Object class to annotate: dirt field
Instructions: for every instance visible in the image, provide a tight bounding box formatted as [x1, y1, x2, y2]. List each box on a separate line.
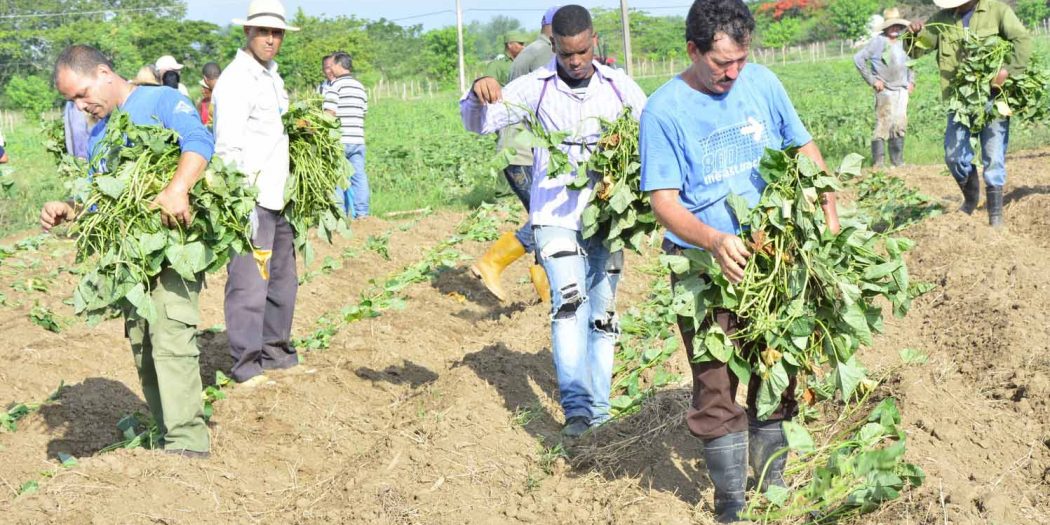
[0, 151, 1047, 524]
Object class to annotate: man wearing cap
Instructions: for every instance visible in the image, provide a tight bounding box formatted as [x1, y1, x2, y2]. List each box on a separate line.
[510, 6, 560, 80]
[41, 44, 215, 458]
[155, 55, 190, 97]
[483, 32, 528, 85]
[906, 0, 1031, 227]
[212, 0, 301, 386]
[469, 11, 557, 304]
[462, 5, 647, 437]
[854, 7, 915, 168]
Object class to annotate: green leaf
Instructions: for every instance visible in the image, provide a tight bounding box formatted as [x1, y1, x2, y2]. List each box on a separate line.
[165, 242, 206, 281]
[702, 327, 734, 363]
[898, 348, 928, 364]
[782, 420, 815, 453]
[94, 176, 126, 198]
[726, 193, 752, 226]
[765, 484, 790, 507]
[834, 355, 867, 400]
[838, 153, 864, 177]
[124, 283, 157, 324]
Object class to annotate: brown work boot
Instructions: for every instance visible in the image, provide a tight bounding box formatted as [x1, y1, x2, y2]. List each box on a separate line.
[470, 232, 525, 301]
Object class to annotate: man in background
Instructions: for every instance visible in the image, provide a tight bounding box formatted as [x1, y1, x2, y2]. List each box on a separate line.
[318, 54, 335, 94]
[853, 7, 915, 168]
[155, 55, 190, 97]
[323, 51, 370, 218]
[469, 7, 558, 303]
[199, 62, 222, 127]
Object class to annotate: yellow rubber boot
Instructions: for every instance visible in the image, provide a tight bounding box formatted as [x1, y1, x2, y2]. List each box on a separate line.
[529, 264, 551, 303]
[470, 231, 525, 301]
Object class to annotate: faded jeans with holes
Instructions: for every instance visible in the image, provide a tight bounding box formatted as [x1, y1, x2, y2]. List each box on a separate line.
[534, 225, 622, 425]
[945, 112, 1010, 187]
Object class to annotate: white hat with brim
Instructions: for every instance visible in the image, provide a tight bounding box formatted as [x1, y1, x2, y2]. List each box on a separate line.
[155, 55, 183, 72]
[232, 0, 300, 31]
[933, 0, 971, 9]
[880, 17, 910, 31]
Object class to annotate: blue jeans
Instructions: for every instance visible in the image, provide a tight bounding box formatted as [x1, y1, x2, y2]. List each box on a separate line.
[504, 165, 535, 253]
[534, 225, 622, 425]
[339, 143, 370, 217]
[944, 112, 1010, 187]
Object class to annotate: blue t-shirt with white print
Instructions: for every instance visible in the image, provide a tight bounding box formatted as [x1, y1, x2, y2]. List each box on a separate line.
[87, 85, 214, 167]
[639, 63, 811, 249]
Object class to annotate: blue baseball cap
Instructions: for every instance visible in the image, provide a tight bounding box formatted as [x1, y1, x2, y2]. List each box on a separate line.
[542, 6, 561, 26]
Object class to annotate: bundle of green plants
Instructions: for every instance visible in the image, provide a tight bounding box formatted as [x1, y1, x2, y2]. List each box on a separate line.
[41, 117, 87, 180]
[743, 397, 925, 522]
[517, 108, 656, 254]
[921, 28, 1050, 133]
[663, 148, 931, 419]
[283, 99, 351, 265]
[70, 111, 257, 323]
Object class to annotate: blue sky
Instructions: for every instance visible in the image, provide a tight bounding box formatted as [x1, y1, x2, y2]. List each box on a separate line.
[185, 1, 694, 30]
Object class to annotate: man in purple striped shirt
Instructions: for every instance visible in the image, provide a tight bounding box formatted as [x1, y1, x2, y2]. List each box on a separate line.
[461, 4, 647, 437]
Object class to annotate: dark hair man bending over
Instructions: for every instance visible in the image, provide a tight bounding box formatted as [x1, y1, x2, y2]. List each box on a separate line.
[640, 0, 839, 521]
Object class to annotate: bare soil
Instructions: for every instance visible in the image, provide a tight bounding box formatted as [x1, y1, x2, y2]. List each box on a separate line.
[0, 152, 1047, 524]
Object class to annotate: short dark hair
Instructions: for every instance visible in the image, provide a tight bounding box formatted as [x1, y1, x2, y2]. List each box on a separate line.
[202, 62, 221, 80]
[53, 44, 114, 83]
[161, 70, 180, 89]
[332, 51, 352, 72]
[686, 0, 755, 53]
[551, 5, 592, 38]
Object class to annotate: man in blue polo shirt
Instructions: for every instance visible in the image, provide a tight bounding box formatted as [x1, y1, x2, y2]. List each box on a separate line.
[40, 44, 214, 459]
[640, 0, 839, 521]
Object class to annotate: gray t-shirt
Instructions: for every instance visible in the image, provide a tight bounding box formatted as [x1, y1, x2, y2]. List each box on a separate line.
[500, 34, 556, 167]
[853, 35, 916, 91]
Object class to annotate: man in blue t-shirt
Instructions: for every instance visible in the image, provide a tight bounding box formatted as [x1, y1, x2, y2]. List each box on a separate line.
[40, 45, 214, 459]
[639, 0, 839, 521]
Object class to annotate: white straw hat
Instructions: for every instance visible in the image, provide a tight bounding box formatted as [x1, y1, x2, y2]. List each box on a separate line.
[933, 0, 971, 9]
[155, 55, 184, 72]
[232, 0, 300, 32]
[879, 7, 910, 31]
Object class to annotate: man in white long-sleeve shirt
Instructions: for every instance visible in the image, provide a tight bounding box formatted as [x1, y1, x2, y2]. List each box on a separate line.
[212, 0, 300, 385]
[461, 4, 647, 437]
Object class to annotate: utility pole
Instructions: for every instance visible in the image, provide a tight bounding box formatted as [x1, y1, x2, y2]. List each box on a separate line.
[455, 0, 466, 93]
[620, 0, 633, 76]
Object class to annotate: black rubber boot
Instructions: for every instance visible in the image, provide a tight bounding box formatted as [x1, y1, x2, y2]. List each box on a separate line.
[749, 419, 788, 491]
[703, 432, 748, 523]
[889, 137, 905, 167]
[958, 168, 981, 215]
[871, 139, 886, 168]
[987, 185, 1004, 228]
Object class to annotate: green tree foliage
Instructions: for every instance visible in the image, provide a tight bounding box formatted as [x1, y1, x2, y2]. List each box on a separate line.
[1016, 0, 1050, 28]
[424, 27, 476, 86]
[763, 17, 806, 47]
[827, 0, 880, 41]
[4, 76, 55, 115]
[364, 20, 428, 84]
[591, 8, 687, 62]
[276, 8, 371, 92]
[468, 15, 524, 60]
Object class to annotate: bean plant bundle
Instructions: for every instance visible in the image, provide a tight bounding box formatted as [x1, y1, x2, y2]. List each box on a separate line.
[663, 148, 930, 419]
[42, 117, 86, 180]
[931, 29, 1050, 133]
[516, 107, 657, 253]
[283, 98, 351, 265]
[70, 111, 257, 323]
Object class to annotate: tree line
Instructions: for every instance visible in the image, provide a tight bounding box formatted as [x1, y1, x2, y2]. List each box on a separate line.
[2, 0, 1047, 114]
